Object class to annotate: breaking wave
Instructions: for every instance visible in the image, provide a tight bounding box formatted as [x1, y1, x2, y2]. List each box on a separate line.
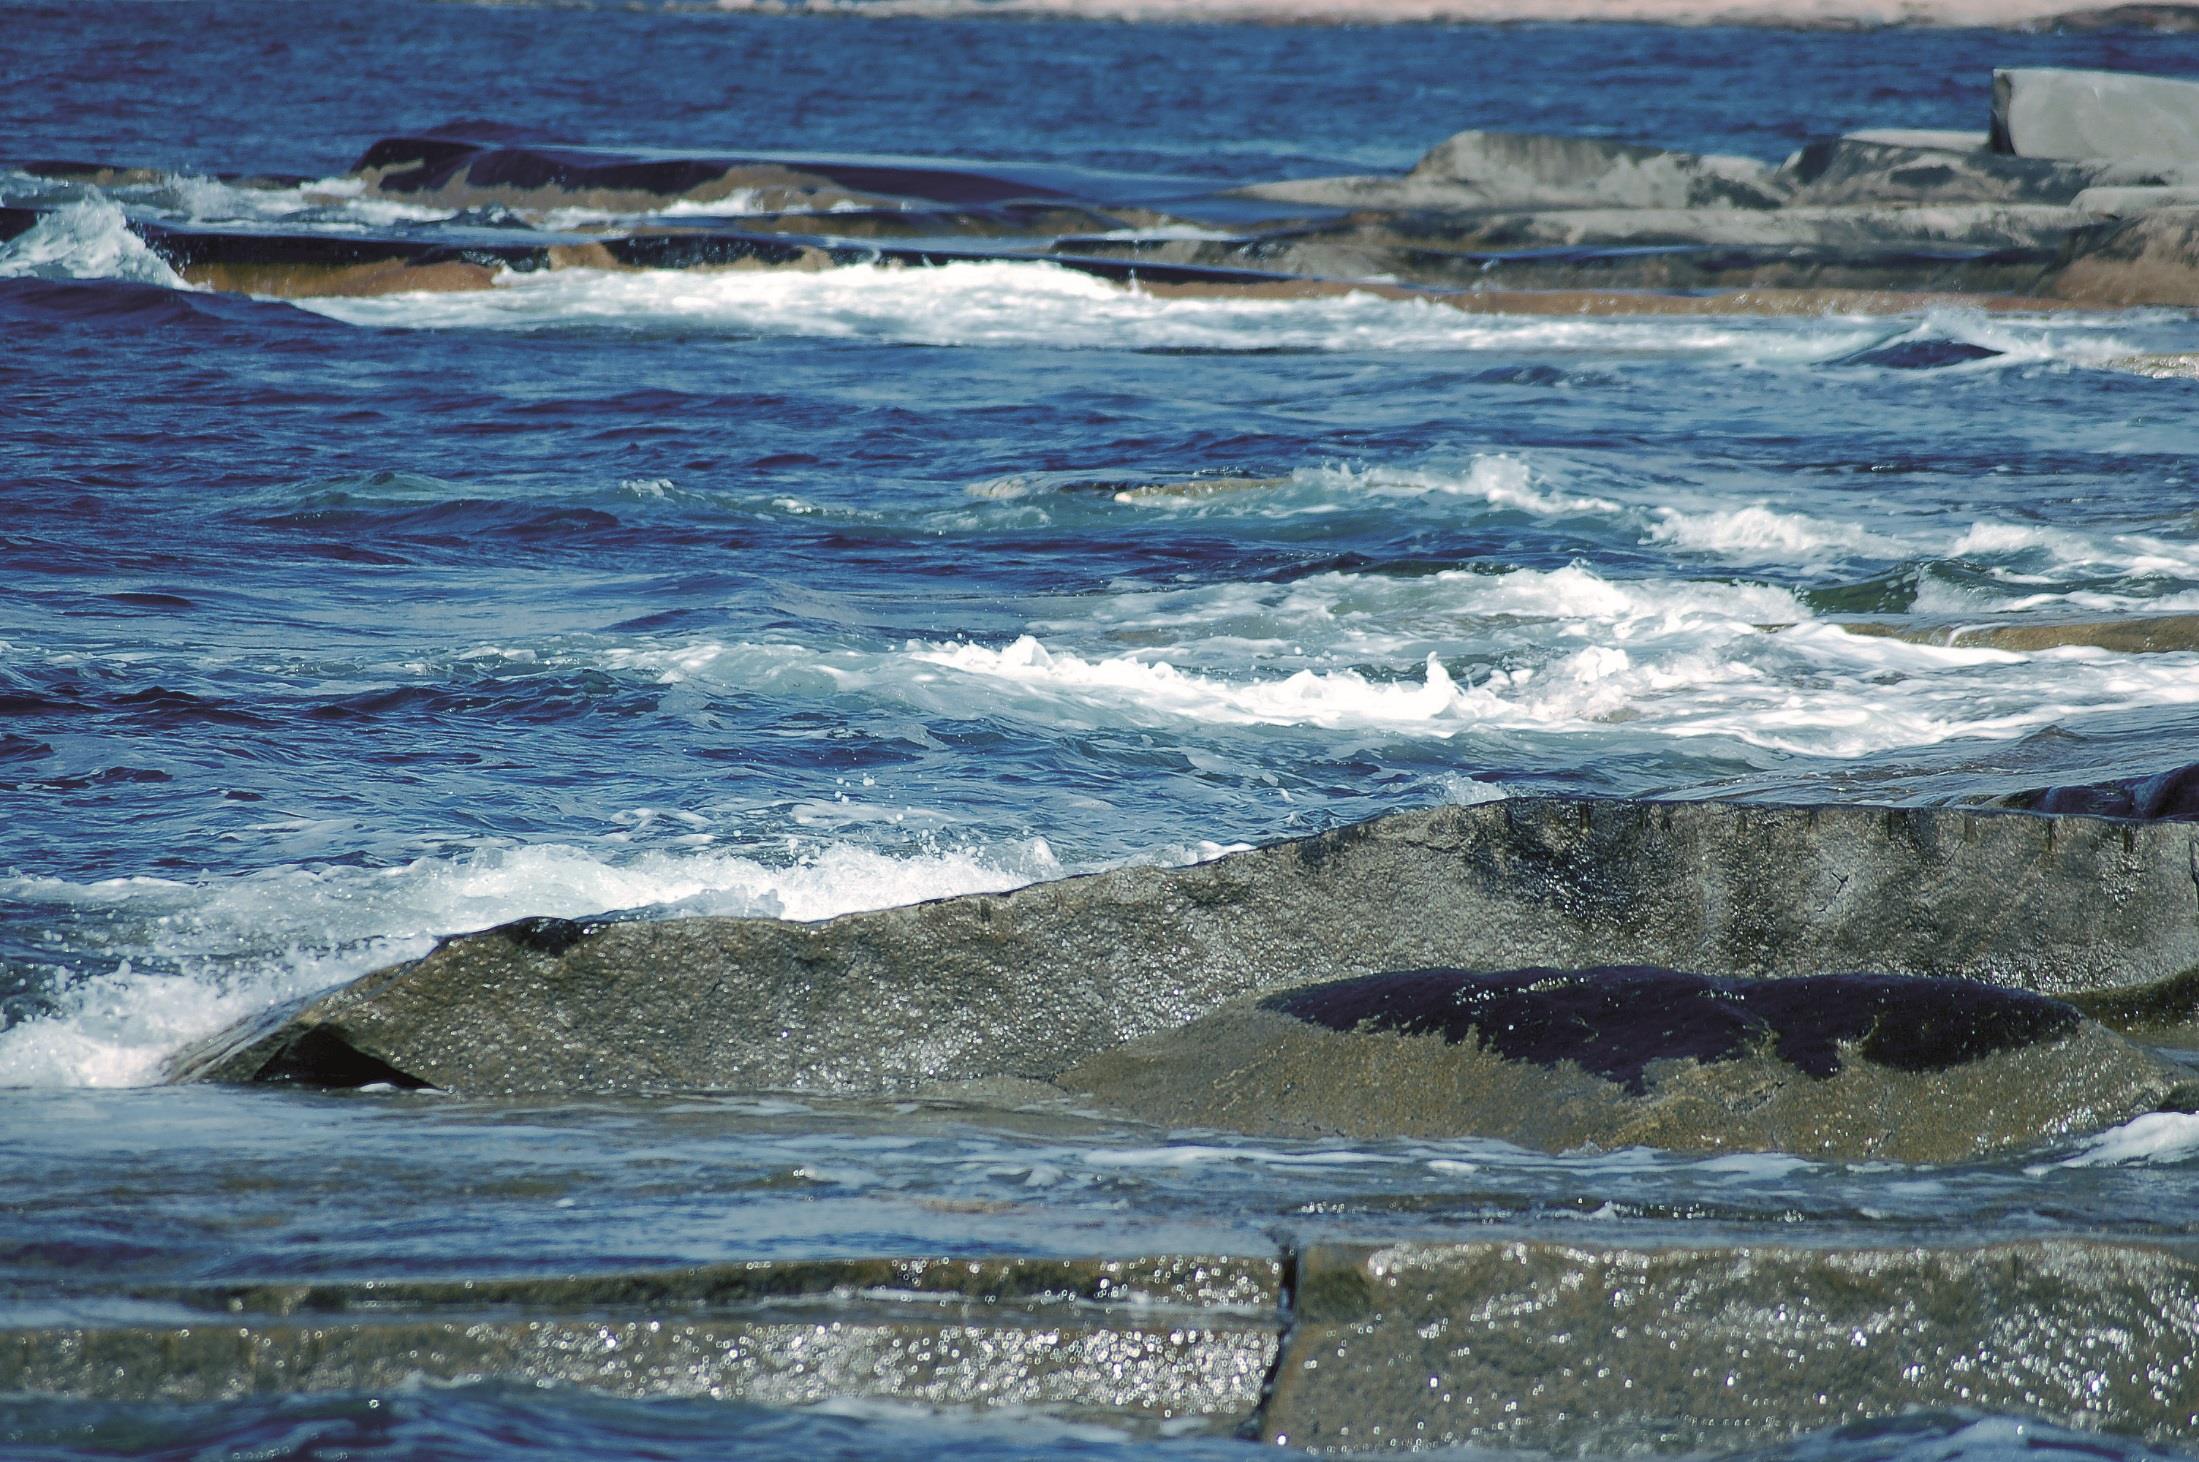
[0, 839, 1059, 1089]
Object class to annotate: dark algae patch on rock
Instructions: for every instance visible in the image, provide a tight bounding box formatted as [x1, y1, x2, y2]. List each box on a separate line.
[1259, 967, 2084, 1090]
[1064, 963, 2182, 1161]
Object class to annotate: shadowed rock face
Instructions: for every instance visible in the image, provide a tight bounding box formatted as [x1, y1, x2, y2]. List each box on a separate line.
[1062, 968, 2176, 1160]
[164, 799, 2199, 1116]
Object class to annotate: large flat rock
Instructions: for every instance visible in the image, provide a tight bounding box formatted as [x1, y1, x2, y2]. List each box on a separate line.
[165, 798, 2199, 1098]
[1992, 67, 2199, 162]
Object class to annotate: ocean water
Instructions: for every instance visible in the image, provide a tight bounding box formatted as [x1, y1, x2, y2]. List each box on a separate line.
[6, 3, 2199, 1456]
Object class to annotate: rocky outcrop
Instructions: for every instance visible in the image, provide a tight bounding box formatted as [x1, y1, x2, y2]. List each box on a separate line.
[1060, 968, 2183, 1161]
[1992, 67, 2199, 162]
[25, 65, 2199, 310]
[1407, 130, 1788, 210]
[165, 798, 2199, 1101]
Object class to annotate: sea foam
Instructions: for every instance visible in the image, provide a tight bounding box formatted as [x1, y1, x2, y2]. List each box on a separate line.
[0, 198, 186, 287]
[0, 839, 1055, 1089]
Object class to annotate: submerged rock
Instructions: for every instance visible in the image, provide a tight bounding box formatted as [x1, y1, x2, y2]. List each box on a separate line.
[2000, 762, 2199, 822]
[1266, 1238, 2199, 1453]
[1060, 967, 2180, 1161]
[165, 798, 2199, 1103]
[1992, 67, 2199, 161]
[1833, 612, 2199, 654]
[18, 1235, 2199, 1452]
[0, 1254, 1280, 1423]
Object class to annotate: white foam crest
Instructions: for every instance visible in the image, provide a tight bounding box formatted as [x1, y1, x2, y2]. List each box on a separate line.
[1910, 571, 2199, 617]
[1647, 502, 1903, 564]
[2028, 1111, 2199, 1172]
[912, 635, 1491, 730]
[0, 945, 409, 1090]
[1039, 562, 1807, 663]
[1949, 521, 2199, 580]
[930, 621, 2199, 754]
[166, 174, 458, 228]
[0, 198, 185, 286]
[0, 838, 1053, 1089]
[531, 191, 774, 231]
[288, 259, 1883, 354]
[1905, 307, 2148, 370]
[1305, 455, 1624, 517]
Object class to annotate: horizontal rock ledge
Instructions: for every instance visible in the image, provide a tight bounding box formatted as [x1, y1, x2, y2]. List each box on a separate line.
[164, 797, 2199, 1099]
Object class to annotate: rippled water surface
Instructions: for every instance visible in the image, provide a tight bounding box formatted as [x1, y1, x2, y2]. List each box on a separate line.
[5, 3, 2199, 1456]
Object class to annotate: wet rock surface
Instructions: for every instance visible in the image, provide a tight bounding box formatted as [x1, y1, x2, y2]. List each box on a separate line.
[167, 797, 2199, 1107]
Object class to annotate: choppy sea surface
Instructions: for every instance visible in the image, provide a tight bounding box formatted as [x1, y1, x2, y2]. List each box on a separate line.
[5, 4, 2199, 1457]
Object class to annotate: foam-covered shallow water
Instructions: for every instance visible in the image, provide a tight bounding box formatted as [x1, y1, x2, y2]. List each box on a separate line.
[8, 2, 2199, 1454]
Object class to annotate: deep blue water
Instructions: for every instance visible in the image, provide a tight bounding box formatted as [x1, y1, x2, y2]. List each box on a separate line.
[5, 3, 2199, 1456]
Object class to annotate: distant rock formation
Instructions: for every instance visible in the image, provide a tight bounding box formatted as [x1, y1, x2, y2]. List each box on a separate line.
[16, 65, 2199, 310]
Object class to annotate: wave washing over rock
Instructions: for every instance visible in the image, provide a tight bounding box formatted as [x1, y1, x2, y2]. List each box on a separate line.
[11, 7, 2199, 1461]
